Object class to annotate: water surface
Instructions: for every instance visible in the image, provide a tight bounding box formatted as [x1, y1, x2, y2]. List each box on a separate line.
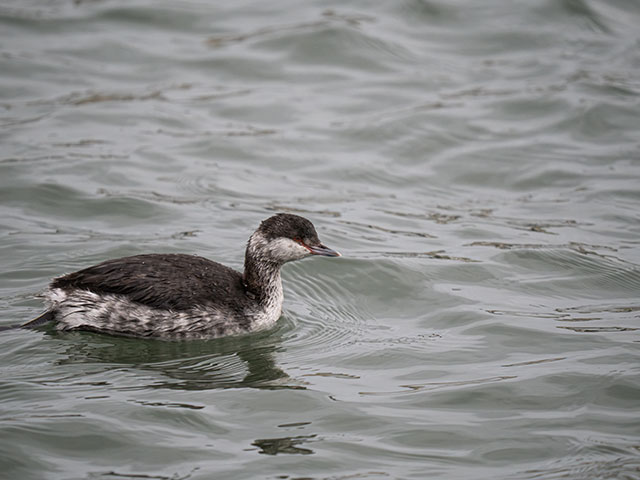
[1, 1, 639, 479]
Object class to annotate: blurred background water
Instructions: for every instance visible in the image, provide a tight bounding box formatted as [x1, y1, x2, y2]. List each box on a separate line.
[1, 0, 640, 479]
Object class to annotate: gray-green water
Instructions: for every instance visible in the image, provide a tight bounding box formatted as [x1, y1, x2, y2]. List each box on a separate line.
[1, 1, 640, 479]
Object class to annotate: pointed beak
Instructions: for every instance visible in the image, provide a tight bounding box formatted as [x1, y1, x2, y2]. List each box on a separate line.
[308, 243, 341, 257]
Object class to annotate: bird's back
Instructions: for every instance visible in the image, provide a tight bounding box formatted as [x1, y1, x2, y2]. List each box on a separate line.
[51, 253, 248, 311]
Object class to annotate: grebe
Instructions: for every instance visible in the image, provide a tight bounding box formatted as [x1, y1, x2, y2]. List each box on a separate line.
[23, 213, 340, 340]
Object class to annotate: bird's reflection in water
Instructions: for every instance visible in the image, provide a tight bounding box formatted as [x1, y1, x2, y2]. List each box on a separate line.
[47, 320, 299, 391]
[252, 434, 317, 455]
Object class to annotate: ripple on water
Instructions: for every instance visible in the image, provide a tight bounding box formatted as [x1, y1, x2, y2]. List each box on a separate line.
[283, 267, 369, 362]
[501, 247, 640, 296]
[1, 0, 640, 479]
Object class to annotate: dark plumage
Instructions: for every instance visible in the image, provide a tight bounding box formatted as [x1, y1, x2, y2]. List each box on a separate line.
[257, 214, 319, 242]
[51, 254, 247, 312]
[20, 213, 340, 340]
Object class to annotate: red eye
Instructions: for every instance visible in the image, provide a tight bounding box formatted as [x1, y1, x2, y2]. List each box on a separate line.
[293, 237, 313, 252]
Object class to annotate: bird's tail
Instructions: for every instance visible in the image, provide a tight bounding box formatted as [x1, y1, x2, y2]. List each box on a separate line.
[0, 310, 55, 332]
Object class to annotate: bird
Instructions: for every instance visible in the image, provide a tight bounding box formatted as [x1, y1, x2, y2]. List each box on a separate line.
[18, 213, 340, 340]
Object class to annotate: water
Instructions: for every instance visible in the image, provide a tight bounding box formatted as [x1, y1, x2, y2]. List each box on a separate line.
[1, 0, 640, 479]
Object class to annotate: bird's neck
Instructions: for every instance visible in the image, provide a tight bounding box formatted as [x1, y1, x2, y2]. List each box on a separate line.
[243, 234, 284, 309]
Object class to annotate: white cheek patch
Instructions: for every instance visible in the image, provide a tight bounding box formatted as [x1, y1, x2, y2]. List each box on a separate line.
[266, 237, 310, 262]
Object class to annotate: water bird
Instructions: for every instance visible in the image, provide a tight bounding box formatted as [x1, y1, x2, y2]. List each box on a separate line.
[16, 213, 340, 340]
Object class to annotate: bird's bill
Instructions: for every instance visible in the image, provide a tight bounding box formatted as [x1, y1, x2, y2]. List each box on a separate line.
[308, 243, 341, 257]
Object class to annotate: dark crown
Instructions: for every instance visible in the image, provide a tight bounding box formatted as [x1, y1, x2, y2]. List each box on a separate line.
[258, 213, 320, 244]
